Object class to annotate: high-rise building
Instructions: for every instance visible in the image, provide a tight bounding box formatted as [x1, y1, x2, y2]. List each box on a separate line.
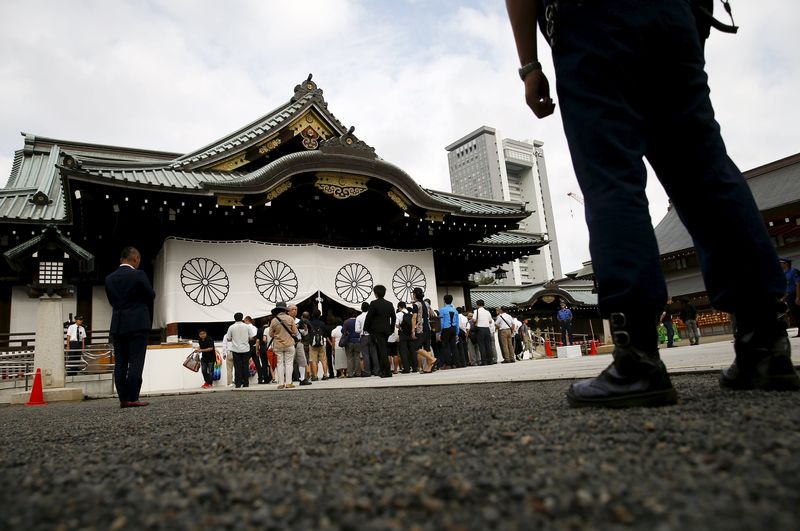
[446, 126, 562, 285]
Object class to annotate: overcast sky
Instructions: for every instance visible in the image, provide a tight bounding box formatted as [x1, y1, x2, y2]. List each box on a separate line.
[1, 1, 798, 275]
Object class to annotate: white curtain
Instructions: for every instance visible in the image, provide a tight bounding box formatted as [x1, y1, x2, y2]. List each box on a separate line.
[152, 237, 437, 326]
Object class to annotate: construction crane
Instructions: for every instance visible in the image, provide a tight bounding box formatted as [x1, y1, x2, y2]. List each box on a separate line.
[567, 192, 584, 218]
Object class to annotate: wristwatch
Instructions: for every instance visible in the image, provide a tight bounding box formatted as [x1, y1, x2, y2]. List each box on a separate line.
[518, 61, 542, 81]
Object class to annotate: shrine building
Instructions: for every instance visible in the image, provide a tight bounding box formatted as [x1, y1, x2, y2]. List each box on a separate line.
[0, 75, 548, 343]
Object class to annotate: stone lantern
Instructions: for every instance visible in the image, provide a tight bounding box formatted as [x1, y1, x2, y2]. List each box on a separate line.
[3, 225, 93, 403]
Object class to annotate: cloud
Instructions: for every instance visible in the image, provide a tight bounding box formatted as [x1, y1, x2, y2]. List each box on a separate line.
[1, 0, 797, 278]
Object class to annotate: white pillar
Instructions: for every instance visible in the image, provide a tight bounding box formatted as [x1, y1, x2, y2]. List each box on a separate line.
[10, 293, 83, 403]
[34, 294, 66, 388]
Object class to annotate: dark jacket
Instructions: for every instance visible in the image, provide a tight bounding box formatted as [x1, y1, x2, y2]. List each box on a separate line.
[105, 265, 155, 335]
[364, 298, 396, 337]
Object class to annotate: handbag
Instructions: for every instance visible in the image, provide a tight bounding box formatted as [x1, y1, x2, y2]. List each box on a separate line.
[339, 328, 350, 348]
[183, 352, 201, 372]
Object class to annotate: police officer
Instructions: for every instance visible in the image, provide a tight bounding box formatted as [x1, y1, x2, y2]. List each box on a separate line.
[505, 0, 799, 407]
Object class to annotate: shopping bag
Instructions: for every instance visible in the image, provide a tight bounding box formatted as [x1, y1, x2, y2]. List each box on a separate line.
[183, 353, 201, 372]
[213, 350, 222, 381]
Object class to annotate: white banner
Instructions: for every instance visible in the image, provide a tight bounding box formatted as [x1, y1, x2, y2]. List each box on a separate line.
[152, 237, 437, 326]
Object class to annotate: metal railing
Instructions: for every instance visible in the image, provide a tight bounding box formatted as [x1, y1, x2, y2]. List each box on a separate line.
[65, 344, 115, 375]
[0, 350, 35, 390]
[1, 344, 115, 391]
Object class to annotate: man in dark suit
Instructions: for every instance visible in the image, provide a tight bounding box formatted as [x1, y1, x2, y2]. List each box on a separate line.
[364, 284, 396, 378]
[105, 247, 156, 408]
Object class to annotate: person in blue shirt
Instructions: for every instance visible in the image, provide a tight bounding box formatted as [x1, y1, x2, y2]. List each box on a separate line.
[557, 302, 573, 346]
[780, 258, 800, 337]
[439, 294, 460, 369]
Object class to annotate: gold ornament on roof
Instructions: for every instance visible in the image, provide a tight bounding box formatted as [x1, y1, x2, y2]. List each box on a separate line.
[258, 138, 281, 155]
[387, 188, 409, 211]
[266, 181, 292, 201]
[315, 173, 369, 200]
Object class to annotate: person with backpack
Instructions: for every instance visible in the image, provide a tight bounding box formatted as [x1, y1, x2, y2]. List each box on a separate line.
[307, 309, 329, 381]
[411, 287, 438, 373]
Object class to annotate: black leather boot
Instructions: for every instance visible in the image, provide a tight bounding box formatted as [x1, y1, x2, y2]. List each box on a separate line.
[720, 303, 800, 391]
[567, 313, 678, 408]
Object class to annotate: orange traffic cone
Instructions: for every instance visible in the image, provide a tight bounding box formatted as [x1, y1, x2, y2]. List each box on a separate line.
[545, 339, 553, 358]
[590, 340, 598, 355]
[26, 368, 47, 406]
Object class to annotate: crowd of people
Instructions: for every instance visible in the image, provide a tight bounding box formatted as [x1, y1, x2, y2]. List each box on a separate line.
[195, 289, 544, 390]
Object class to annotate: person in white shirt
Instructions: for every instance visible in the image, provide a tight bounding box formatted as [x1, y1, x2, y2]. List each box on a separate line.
[225, 312, 255, 388]
[222, 335, 234, 387]
[495, 307, 516, 363]
[392, 302, 407, 373]
[65, 315, 86, 375]
[471, 300, 495, 365]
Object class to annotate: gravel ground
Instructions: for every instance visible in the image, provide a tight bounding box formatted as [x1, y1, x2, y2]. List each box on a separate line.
[1, 374, 799, 531]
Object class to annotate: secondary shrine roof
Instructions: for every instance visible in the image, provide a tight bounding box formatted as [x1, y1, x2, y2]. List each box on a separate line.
[654, 152, 800, 257]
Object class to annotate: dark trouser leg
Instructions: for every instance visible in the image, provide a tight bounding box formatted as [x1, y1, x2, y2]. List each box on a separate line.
[201, 361, 214, 385]
[457, 332, 467, 367]
[124, 332, 147, 402]
[371, 335, 391, 376]
[359, 336, 372, 375]
[440, 328, 457, 367]
[346, 344, 359, 375]
[250, 348, 265, 383]
[476, 327, 492, 364]
[112, 335, 131, 403]
[233, 352, 249, 387]
[664, 321, 674, 347]
[258, 351, 270, 382]
[68, 340, 83, 376]
[398, 338, 412, 371]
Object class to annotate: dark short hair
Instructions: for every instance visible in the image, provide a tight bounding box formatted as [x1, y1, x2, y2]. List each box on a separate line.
[120, 246, 139, 260]
[475, 299, 485, 307]
[443, 294, 453, 304]
[373, 284, 386, 298]
[198, 328, 206, 333]
[413, 287, 424, 300]
[361, 302, 370, 312]
[397, 301, 406, 309]
[312, 309, 321, 319]
[234, 312, 243, 321]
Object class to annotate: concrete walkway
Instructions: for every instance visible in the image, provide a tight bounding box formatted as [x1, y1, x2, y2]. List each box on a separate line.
[142, 334, 800, 397]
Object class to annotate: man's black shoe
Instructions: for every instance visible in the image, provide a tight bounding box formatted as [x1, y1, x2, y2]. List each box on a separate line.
[567, 359, 678, 408]
[567, 312, 678, 409]
[720, 334, 800, 391]
[299, 379, 312, 386]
